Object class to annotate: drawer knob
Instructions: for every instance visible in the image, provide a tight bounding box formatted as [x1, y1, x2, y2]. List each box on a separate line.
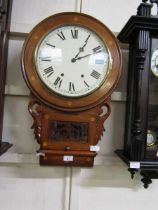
[65, 146, 71, 151]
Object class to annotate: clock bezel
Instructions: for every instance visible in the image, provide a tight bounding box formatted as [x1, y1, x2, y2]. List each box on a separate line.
[33, 24, 113, 98]
[22, 12, 121, 111]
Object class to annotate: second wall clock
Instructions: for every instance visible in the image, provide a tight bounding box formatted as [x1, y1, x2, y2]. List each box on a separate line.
[116, 0, 158, 188]
[21, 12, 121, 166]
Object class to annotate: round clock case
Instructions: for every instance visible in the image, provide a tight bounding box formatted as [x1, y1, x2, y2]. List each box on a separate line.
[22, 12, 121, 111]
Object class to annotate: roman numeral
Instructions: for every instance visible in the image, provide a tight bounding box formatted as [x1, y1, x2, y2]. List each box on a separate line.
[84, 80, 89, 88]
[46, 43, 56, 47]
[43, 66, 54, 77]
[71, 29, 78, 39]
[57, 31, 66, 40]
[54, 77, 63, 88]
[69, 82, 75, 92]
[41, 57, 52, 62]
[92, 46, 102, 54]
[90, 70, 101, 79]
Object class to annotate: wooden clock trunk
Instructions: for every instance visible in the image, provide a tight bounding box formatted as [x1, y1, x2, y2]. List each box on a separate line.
[29, 94, 111, 166]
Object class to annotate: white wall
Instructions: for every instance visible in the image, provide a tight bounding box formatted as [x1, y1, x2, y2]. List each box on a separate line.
[1, 1, 158, 210]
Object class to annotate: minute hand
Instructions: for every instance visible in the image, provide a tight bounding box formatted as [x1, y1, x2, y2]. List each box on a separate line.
[73, 34, 91, 59]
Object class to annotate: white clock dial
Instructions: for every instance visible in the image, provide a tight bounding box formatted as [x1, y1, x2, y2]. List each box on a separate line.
[35, 25, 111, 98]
[151, 49, 158, 77]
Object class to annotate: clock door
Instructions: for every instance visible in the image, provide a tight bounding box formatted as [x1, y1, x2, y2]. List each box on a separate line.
[41, 109, 97, 151]
[147, 36, 158, 160]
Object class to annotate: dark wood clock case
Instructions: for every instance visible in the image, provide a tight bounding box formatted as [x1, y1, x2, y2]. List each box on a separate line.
[0, 0, 12, 155]
[116, 0, 158, 188]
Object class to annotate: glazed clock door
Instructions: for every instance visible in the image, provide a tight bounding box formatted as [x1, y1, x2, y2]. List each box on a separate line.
[41, 109, 98, 151]
[147, 36, 158, 159]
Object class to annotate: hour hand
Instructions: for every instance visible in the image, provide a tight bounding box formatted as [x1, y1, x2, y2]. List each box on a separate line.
[74, 47, 84, 59]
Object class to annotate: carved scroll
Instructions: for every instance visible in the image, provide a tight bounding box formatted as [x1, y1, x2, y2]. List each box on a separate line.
[28, 91, 112, 152]
[28, 94, 43, 144]
[95, 98, 111, 144]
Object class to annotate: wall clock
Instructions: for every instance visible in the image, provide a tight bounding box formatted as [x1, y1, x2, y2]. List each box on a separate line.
[116, 0, 158, 188]
[0, 0, 13, 155]
[22, 12, 121, 166]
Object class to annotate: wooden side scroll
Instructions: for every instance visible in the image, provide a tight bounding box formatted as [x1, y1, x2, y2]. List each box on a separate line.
[95, 98, 111, 144]
[28, 94, 43, 144]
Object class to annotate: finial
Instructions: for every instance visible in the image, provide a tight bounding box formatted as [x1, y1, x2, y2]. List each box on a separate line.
[137, 0, 152, 16]
[150, 0, 158, 15]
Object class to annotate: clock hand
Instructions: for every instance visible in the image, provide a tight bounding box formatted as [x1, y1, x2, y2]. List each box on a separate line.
[71, 49, 102, 63]
[71, 54, 92, 62]
[73, 34, 91, 59]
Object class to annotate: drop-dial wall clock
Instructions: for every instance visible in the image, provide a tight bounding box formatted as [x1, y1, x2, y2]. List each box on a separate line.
[22, 12, 121, 166]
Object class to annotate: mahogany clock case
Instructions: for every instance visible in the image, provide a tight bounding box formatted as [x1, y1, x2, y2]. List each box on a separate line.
[21, 12, 121, 166]
[21, 12, 121, 112]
